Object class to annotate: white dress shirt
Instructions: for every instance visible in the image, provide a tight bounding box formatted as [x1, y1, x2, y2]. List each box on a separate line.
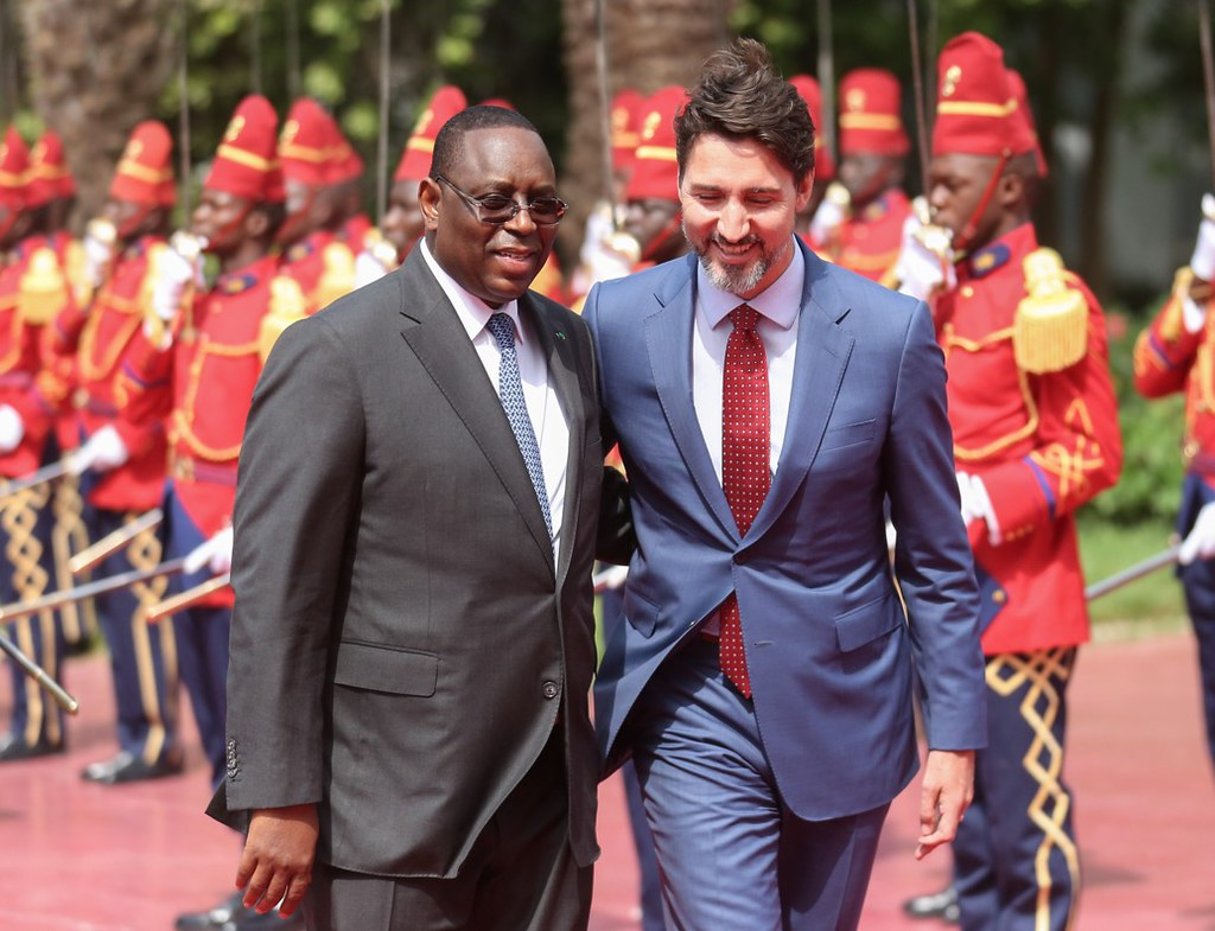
[420, 240, 569, 558]
[692, 240, 804, 635]
[692, 239, 804, 482]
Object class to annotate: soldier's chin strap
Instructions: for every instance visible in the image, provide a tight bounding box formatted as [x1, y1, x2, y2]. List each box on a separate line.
[953, 150, 1008, 256]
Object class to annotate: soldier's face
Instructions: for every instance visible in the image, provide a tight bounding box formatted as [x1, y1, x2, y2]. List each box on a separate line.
[421, 127, 559, 308]
[276, 178, 329, 245]
[679, 132, 812, 300]
[192, 188, 254, 256]
[105, 197, 154, 243]
[928, 152, 1002, 250]
[382, 179, 424, 258]
[839, 152, 900, 209]
[625, 198, 684, 262]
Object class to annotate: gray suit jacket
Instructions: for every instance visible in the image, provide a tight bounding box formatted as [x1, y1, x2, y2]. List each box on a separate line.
[208, 248, 609, 878]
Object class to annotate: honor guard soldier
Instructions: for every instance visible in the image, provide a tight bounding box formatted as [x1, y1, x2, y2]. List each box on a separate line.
[826, 68, 912, 285]
[788, 74, 839, 253]
[28, 129, 96, 652]
[902, 34, 1122, 930]
[56, 120, 182, 784]
[328, 124, 371, 255]
[1132, 198, 1215, 777]
[116, 95, 289, 794]
[620, 85, 690, 271]
[355, 84, 468, 288]
[276, 98, 357, 316]
[0, 126, 79, 761]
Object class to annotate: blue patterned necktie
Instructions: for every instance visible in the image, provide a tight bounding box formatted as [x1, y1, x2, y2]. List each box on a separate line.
[486, 313, 552, 537]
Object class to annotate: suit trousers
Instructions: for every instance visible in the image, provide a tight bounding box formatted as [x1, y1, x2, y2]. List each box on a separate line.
[952, 648, 1079, 931]
[1177, 471, 1215, 772]
[628, 636, 889, 931]
[302, 724, 592, 931]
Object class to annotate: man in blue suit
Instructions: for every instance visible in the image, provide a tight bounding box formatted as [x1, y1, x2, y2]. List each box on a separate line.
[584, 39, 987, 930]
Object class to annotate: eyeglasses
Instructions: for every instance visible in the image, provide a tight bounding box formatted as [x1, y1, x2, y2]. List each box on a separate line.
[434, 175, 567, 226]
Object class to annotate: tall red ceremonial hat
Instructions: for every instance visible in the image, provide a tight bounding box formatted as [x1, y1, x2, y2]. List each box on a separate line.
[1005, 68, 1048, 178]
[26, 130, 74, 207]
[326, 117, 364, 185]
[624, 85, 687, 204]
[204, 94, 285, 203]
[610, 88, 645, 172]
[280, 98, 338, 187]
[0, 126, 29, 211]
[932, 32, 1035, 159]
[478, 97, 515, 110]
[110, 120, 176, 207]
[838, 68, 909, 157]
[394, 85, 467, 182]
[788, 74, 835, 181]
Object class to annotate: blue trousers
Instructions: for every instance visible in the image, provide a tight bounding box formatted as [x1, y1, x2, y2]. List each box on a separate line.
[1, 483, 66, 749]
[627, 637, 888, 931]
[1177, 472, 1215, 774]
[86, 501, 181, 765]
[953, 648, 1080, 931]
[162, 483, 229, 787]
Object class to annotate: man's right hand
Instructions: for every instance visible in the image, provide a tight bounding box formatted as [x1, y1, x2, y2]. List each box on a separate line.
[1190, 194, 1215, 283]
[69, 424, 129, 475]
[1180, 501, 1215, 565]
[0, 404, 25, 454]
[235, 803, 319, 918]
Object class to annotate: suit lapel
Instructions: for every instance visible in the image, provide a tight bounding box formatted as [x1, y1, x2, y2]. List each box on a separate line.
[519, 293, 583, 590]
[747, 246, 855, 543]
[395, 254, 555, 572]
[644, 258, 738, 542]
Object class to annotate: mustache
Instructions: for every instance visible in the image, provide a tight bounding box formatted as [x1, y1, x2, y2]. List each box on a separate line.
[708, 233, 763, 249]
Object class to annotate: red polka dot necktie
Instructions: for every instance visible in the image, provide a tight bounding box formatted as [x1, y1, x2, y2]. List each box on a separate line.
[719, 303, 769, 698]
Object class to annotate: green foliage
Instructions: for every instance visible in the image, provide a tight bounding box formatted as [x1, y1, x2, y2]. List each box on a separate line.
[1078, 513, 1185, 628]
[1085, 302, 1187, 525]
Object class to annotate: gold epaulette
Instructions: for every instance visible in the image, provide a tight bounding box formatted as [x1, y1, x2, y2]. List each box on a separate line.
[259, 275, 308, 364]
[1013, 247, 1088, 374]
[19, 247, 69, 325]
[1158, 266, 1194, 344]
[64, 239, 92, 307]
[315, 242, 356, 311]
[141, 242, 172, 346]
[365, 228, 399, 271]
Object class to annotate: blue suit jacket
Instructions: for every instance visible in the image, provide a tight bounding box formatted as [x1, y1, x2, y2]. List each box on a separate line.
[585, 241, 987, 822]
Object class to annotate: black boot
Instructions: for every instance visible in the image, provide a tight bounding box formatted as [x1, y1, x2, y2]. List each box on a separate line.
[903, 885, 960, 923]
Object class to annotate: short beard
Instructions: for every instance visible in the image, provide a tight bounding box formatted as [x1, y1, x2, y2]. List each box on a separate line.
[698, 249, 769, 296]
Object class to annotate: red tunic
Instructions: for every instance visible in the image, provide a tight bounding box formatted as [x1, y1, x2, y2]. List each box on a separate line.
[830, 188, 910, 285]
[52, 236, 168, 512]
[934, 222, 1122, 654]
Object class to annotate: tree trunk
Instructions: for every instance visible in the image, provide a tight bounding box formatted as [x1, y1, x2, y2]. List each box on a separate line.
[559, 0, 734, 260]
[19, 0, 176, 228]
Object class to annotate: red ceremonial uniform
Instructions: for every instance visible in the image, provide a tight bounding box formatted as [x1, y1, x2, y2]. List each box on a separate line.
[52, 236, 169, 512]
[832, 188, 910, 285]
[936, 223, 1121, 653]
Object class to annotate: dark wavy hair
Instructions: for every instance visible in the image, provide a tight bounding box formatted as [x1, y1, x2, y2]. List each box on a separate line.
[676, 38, 816, 185]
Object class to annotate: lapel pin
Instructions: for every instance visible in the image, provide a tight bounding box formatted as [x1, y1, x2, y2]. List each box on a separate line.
[554, 330, 567, 341]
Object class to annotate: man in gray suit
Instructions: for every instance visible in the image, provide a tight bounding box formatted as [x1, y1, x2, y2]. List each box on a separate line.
[207, 105, 630, 931]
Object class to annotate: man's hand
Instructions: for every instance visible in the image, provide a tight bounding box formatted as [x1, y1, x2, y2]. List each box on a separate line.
[235, 804, 319, 917]
[1190, 193, 1215, 283]
[183, 525, 234, 576]
[915, 749, 975, 860]
[0, 404, 25, 454]
[69, 424, 129, 475]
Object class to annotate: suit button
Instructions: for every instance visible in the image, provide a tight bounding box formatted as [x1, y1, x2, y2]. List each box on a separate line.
[542, 681, 559, 700]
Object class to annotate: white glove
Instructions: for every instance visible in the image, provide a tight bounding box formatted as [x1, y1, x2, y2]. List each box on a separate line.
[69, 425, 129, 475]
[808, 193, 846, 245]
[1190, 193, 1215, 282]
[83, 228, 114, 289]
[592, 563, 629, 594]
[894, 209, 956, 302]
[1180, 502, 1215, 564]
[151, 244, 199, 323]
[0, 405, 24, 454]
[183, 525, 234, 576]
[957, 471, 1002, 546]
[354, 248, 389, 289]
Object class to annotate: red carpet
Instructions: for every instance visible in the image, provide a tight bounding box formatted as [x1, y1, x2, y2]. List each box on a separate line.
[0, 633, 1211, 929]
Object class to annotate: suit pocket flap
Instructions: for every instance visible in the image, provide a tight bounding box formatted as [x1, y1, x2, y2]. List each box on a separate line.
[834, 593, 902, 652]
[623, 586, 658, 638]
[333, 641, 438, 696]
[820, 418, 877, 451]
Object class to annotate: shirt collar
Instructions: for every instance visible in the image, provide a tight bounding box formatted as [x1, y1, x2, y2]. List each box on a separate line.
[420, 237, 523, 345]
[696, 236, 804, 332]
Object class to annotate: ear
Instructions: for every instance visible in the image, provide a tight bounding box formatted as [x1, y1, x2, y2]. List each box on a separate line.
[244, 205, 271, 239]
[998, 170, 1025, 209]
[793, 168, 815, 214]
[418, 178, 442, 232]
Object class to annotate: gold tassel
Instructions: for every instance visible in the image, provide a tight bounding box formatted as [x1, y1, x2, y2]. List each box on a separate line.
[1013, 248, 1088, 374]
[19, 247, 69, 325]
[259, 275, 308, 364]
[314, 242, 355, 312]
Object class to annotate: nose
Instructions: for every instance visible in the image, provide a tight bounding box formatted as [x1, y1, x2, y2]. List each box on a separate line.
[716, 198, 750, 241]
[503, 202, 538, 235]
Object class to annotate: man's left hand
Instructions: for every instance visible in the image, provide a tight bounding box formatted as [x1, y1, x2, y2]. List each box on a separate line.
[915, 749, 975, 860]
[235, 803, 319, 917]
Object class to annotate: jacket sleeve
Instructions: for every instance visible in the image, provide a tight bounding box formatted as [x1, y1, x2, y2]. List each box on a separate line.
[886, 300, 987, 751]
[219, 313, 366, 814]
